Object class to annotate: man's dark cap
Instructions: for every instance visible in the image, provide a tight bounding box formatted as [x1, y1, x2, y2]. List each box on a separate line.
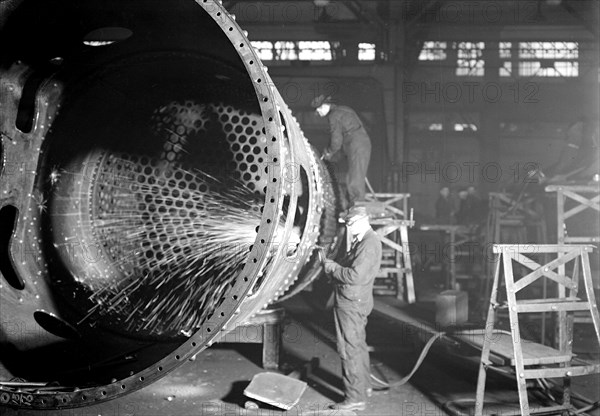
[311, 94, 333, 108]
[342, 206, 369, 223]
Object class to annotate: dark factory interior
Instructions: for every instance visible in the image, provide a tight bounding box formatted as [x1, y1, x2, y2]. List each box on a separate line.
[0, 0, 598, 415]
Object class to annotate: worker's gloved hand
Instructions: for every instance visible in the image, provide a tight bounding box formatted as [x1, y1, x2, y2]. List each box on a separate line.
[322, 150, 333, 161]
[323, 259, 338, 274]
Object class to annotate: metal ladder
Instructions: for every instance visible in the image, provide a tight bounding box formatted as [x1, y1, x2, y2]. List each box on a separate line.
[475, 244, 600, 416]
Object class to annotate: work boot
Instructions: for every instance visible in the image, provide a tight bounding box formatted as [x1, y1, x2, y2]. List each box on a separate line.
[329, 401, 367, 411]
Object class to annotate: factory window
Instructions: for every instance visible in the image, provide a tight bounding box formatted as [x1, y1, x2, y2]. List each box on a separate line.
[455, 42, 485, 76]
[418, 41, 447, 61]
[250, 41, 335, 61]
[500, 62, 513, 77]
[275, 41, 299, 60]
[499, 41, 513, 77]
[518, 42, 579, 77]
[251, 41, 274, 61]
[358, 43, 376, 61]
[298, 41, 332, 61]
[454, 123, 478, 132]
[519, 42, 578, 60]
[518, 61, 579, 77]
[499, 42, 512, 59]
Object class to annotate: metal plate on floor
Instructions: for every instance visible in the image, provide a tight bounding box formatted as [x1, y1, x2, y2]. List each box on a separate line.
[244, 372, 307, 410]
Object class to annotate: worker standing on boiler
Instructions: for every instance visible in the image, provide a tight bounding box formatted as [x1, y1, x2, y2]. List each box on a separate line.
[312, 94, 372, 206]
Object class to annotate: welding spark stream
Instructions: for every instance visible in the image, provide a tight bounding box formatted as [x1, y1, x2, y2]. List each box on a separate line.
[77, 165, 274, 336]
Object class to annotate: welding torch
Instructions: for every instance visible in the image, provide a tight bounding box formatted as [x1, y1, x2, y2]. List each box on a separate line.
[314, 245, 327, 263]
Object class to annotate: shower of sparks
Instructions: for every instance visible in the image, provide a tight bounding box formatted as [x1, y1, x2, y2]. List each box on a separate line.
[32, 193, 48, 213]
[49, 166, 62, 186]
[80, 165, 267, 336]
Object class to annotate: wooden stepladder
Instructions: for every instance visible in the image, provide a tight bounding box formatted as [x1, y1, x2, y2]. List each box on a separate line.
[487, 192, 547, 245]
[357, 192, 415, 303]
[545, 184, 600, 326]
[545, 184, 600, 245]
[475, 244, 600, 416]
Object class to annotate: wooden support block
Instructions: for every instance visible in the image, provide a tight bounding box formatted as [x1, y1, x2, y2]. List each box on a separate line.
[218, 308, 284, 370]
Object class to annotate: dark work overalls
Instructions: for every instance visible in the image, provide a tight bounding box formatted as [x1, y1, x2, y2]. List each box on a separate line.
[326, 105, 372, 205]
[329, 228, 382, 403]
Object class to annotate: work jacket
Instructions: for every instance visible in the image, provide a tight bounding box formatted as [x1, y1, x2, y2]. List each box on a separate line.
[326, 105, 371, 156]
[330, 228, 382, 314]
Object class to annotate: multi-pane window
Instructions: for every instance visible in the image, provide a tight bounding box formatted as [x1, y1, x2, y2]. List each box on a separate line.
[416, 40, 579, 78]
[518, 42, 578, 77]
[499, 62, 513, 77]
[251, 41, 274, 61]
[455, 42, 485, 76]
[519, 41, 578, 60]
[251, 40, 336, 61]
[499, 42, 512, 59]
[499, 41, 512, 77]
[418, 41, 447, 61]
[298, 41, 332, 60]
[518, 61, 579, 77]
[358, 43, 376, 61]
[274, 41, 298, 60]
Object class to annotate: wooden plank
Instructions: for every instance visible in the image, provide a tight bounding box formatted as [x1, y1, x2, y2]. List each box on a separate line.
[381, 236, 405, 253]
[371, 219, 413, 227]
[512, 251, 579, 293]
[479, 406, 571, 416]
[565, 236, 600, 243]
[524, 364, 600, 379]
[563, 194, 600, 219]
[374, 224, 401, 237]
[493, 245, 586, 254]
[366, 193, 410, 199]
[563, 190, 600, 211]
[581, 250, 600, 347]
[461, 331, 572, 366]
[557, 191, 565, 246]
[503, 253, 531, 416]
[419, 224, 460, 232]
[546, 184, 600, 192]
[474, 254, 502, 416]
[400, 224, 415, 304]
[383, 205, 406, 217]
[516, 300, 590, 313]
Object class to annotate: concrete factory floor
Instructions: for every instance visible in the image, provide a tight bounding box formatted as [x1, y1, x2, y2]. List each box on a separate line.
[1, 288, 599, 416]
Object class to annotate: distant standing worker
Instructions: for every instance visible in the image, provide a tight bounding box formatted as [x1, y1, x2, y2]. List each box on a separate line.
[323, 206, 382, 411]
[435, 186, 455, 224]
[311, 94, 372, 205]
